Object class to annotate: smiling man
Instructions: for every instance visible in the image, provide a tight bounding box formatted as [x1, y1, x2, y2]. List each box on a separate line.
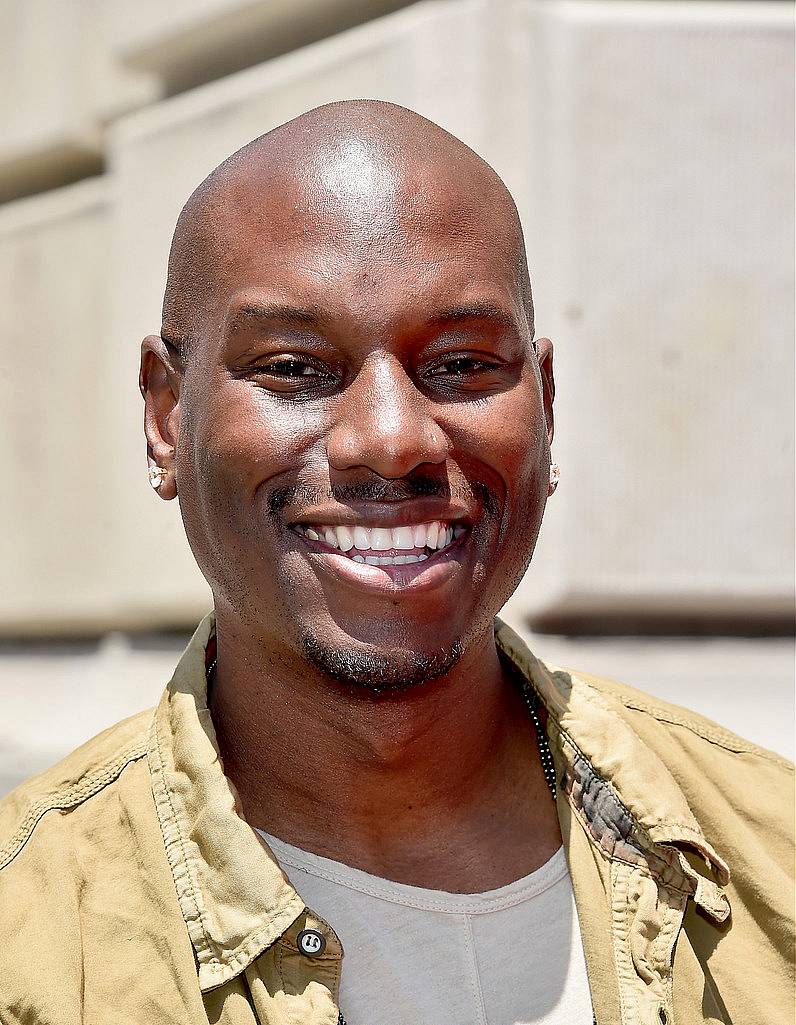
[0, 102, 792, 1025]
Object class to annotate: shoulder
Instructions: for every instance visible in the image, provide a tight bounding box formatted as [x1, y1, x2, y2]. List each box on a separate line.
[570, 665, 792, 771]
[0, 708, 152, 870]
[496, 616, 792, 791]
[0, 709, 170, 1021]
[550, 661, 794, 867]
[569, 660, 790, 770]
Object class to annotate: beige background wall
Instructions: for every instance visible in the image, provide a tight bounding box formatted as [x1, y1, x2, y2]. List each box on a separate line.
[0, 0, 793, 792]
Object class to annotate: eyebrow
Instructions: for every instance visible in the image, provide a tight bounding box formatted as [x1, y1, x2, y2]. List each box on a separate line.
[433, 302, 516, 328]
[226, 302, 323, 334]
[226, 299, 516, 337]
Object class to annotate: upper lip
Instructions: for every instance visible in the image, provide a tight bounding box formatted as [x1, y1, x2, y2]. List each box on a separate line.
[286, 499, 476, 530]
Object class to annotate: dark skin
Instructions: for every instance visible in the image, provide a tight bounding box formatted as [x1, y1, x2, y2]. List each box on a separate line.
[140, 101, 559, 891]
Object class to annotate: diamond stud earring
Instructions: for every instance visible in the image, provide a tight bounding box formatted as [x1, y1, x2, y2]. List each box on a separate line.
[148, 465, 168, 489]
[549, 462, 561, 493]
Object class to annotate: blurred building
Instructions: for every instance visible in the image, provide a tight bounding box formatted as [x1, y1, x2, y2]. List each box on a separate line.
[0, 0, 793, 795]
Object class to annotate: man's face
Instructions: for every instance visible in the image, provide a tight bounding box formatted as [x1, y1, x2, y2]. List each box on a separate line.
[160, 144, 554, 688]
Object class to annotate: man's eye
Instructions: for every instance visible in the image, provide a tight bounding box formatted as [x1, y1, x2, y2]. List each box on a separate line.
[261, 358, 320, 377]
[428, 356, 494, 376]
[244, 355, 335, 394]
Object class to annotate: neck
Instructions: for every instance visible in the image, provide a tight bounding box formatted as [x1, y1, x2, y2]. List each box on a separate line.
[208, 613, 561, 891]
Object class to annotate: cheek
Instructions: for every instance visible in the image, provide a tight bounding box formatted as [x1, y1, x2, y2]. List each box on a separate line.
[496, 373, 549, 485]
[178, 380, 327, 569]
[480, 389, 549, 594]
[445, 384, 548, 500]
[500, 403, 547, 480]
[446, 386, 549, 592]
[504, 404, 549, 549]
[193, 384, 322, 495]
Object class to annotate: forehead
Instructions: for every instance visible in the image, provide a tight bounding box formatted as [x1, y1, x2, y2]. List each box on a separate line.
[205, 150, 526, 327]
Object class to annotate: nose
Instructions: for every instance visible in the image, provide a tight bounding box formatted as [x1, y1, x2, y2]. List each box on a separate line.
[326, 355, 449, 478]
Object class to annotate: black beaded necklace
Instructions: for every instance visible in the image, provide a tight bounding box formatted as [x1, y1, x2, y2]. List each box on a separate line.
[205, 657, 558, 1025]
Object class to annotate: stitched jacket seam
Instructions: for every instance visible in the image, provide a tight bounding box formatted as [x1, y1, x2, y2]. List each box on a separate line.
[149, 708, 217, 964]
[615, 699, 792, 766]
[199, 899, 306, 990]
[551, 725, 712, 894]
[552, 724, 632, 825]
[0, 740, 148, 871]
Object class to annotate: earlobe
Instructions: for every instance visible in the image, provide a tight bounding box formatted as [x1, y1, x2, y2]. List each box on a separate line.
[147, 465, 169, 490]
[140, 335, 181, 501]
[548, 461, 561, 496]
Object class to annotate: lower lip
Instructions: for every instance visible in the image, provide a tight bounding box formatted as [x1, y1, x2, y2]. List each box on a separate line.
[293, 533, 469, 596]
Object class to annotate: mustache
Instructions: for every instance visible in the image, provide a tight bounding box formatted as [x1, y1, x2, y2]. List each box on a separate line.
[267, 475, 497, 516]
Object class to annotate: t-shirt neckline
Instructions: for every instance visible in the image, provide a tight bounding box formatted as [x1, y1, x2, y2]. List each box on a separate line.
[255, 828, 568, 915]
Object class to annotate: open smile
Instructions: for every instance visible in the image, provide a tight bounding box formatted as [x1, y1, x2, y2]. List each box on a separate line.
[292, 520, 467, 566]
[288, 517, 472, 595]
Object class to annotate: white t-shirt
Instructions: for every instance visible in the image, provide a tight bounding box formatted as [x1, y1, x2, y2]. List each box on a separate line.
[256, 829, 593, 1025]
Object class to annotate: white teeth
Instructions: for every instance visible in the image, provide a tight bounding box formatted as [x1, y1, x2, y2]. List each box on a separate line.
[335, 525, 354, 551]
[436, 526, 452, 549]
[393, 526, 415, 550]
[356, 553, 431, 567]
[303, 521, 464, 556]
[353, 525, 370, 550]
[370, 526, 391, 551]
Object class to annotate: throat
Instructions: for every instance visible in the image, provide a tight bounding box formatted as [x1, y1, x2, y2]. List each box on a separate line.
[207, 622, 560, 891]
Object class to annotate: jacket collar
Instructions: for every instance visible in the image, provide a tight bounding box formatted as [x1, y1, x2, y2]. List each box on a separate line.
[147, 614, 305, 992]
[148, 613, 730, 992]
[495, 619, 730, 920]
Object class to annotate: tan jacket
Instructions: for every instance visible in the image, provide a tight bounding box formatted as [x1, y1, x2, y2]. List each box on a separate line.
[0, 615, 792, 1025]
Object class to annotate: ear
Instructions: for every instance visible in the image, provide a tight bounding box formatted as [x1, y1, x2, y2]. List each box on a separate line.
[139, 334, 182, 501]
[535, 336, 555, 447]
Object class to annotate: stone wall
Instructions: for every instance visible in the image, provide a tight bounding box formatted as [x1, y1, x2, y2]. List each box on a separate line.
[0, 0, 792, 636]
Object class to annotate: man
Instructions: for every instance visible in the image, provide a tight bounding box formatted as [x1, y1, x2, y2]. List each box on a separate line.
[0, 101, 792, 1025]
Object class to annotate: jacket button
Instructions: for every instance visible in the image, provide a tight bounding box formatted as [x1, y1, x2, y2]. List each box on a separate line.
[297, 929, 327, 957]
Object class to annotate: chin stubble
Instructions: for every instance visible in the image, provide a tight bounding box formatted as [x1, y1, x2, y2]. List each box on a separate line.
[301, 633, 464, 694]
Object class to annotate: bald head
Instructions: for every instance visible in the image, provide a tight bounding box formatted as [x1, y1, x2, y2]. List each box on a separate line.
[161, 100, 533, 357]
[142, 100, 554, 689]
